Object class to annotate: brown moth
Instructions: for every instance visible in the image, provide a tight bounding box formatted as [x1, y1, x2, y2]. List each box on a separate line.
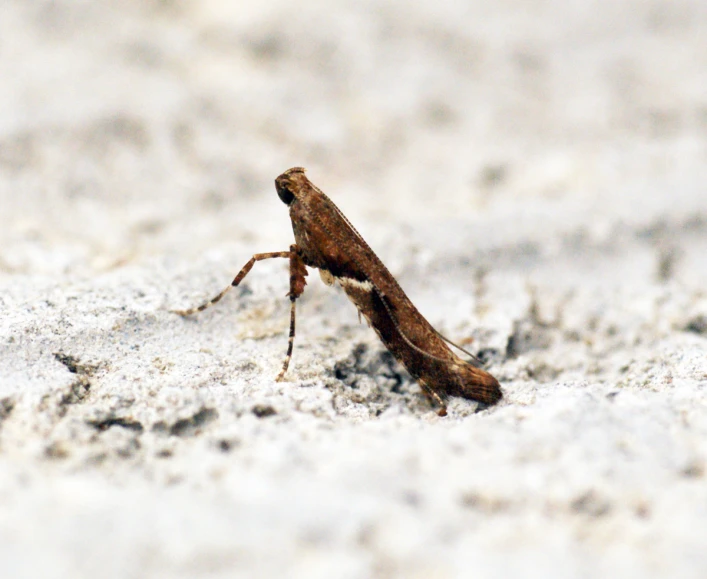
[175, 167, 501, 415]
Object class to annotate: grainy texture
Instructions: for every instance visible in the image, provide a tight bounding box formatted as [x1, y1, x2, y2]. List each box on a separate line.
[1, 1, 707, 578]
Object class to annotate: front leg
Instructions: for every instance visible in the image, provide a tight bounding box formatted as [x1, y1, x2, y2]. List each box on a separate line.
[276, 246, 308, 381]
[173, 246, 308, 381]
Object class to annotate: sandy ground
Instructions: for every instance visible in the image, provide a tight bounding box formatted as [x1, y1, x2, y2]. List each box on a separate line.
[1, 1, 707, 577]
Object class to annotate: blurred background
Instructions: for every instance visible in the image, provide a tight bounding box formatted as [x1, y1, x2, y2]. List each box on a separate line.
[2, 2, 707, 578]
[2, 0, 706, 275]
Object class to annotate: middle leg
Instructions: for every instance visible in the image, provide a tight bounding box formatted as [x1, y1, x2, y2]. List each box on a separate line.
[172, 250, 292, 316]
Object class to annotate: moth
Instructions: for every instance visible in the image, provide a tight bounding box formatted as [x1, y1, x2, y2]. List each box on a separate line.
[175, 167, 502, 415]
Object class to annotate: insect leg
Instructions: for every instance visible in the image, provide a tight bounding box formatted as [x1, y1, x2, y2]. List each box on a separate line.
[276, 296, 297, 381]
[276, 247, 308, 381]
[419, 379, 448, 416]
[172, 251, 292, 316]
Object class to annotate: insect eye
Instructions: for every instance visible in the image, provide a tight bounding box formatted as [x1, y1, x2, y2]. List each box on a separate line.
[276, 183, 295, 205]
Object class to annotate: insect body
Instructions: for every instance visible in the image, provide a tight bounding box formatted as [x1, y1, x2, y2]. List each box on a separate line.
[175, 167, 501, 415]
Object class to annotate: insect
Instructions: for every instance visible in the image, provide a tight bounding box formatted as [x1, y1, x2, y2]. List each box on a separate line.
[175, 167, 502, 415]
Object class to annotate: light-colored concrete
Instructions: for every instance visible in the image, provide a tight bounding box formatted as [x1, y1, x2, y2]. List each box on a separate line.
[1, 1, 706, 577]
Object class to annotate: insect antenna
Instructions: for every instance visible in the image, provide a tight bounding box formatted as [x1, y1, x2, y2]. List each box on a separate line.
[432, 328, 483, 365]
[374, 287, 468, 365]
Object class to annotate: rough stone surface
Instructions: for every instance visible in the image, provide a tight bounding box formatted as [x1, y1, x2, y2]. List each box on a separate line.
[1, 1, 706, 577]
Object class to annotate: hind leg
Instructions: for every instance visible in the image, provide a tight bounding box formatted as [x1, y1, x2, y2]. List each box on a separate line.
[419, 380, 448, 417]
